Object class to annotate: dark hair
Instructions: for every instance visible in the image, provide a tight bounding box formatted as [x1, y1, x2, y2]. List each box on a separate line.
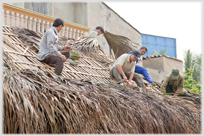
[140, 46, 148, 52]
[53, 18, 64, 27]
[95, 26, 104, 33]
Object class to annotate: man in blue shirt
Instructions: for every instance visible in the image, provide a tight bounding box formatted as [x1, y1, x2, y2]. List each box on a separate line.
[37, 18, 71, 76]
[129, 46, 155, 85]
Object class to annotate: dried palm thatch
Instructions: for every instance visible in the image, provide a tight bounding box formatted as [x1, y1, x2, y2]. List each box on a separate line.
[104, 32, 139, 59]
[3, 25, 201, 134]
[3, 26, 115, 83]
[3, 66, 201, 134]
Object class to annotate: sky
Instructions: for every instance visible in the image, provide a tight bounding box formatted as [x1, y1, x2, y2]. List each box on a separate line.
[104, 1, 202, 61]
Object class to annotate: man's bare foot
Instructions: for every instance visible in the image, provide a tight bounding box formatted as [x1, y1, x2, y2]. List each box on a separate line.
[49, 63, 55, 67]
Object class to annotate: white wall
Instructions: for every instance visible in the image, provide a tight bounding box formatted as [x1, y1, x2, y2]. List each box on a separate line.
[87, 2, 142, 55]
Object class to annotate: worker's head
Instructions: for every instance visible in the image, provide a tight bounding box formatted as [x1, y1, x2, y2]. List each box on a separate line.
[130, 50, 141, 62]
[95, 26, 104, 35]
[53, 18, 64, 33]
[171, 69, 179, 80]
[139, 46, 148, 55]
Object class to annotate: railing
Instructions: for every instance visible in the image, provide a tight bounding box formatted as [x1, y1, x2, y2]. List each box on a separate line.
[3, 3, 90, 38]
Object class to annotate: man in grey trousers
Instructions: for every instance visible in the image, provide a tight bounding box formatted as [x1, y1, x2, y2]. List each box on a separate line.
[110, 50, 145, 87]
[37, 18, 71, 76]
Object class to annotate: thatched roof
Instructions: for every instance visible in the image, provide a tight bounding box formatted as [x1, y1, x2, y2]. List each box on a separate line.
[3, 25, 201, 134]
[3, 25, 115, 83]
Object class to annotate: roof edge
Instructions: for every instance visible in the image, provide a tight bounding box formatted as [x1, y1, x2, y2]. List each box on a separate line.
[102, 2, 141, 35]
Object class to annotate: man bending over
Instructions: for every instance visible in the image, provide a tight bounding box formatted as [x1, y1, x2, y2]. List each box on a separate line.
[110, 50, 145, 87]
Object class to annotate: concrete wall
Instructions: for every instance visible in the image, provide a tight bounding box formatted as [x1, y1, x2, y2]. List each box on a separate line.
[87, 2, 142, 55]
[7, 2, 142, 56]
[145, 68, 167, 83]
[74, 3, 87, 26]
[163, 57, 183, 73]
[143, 56, 183, 82]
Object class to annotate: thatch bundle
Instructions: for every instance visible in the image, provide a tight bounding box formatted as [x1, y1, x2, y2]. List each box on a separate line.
[3, 26, 201, 134]
[104, 32, 139, 59]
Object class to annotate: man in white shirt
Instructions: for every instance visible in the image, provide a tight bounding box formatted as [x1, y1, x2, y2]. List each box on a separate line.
[110, 50, 145, 87]
[89, 26, 105, 37]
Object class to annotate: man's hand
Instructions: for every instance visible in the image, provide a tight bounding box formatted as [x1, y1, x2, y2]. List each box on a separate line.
[104, 30, 107, 34]
[63, 46, 71, 51]
[173, 93, 178, 97]
[127, 81, 131, 86]
[59, 54, 66, 62]
[123, 75, 128, 82]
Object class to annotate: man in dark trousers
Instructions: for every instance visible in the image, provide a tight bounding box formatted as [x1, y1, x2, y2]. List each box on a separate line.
[129, 46, 155, 85]
[37, 18, 71, 76]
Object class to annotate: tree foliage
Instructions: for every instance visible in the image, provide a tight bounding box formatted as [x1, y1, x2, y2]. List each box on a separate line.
[183, 68, 201, 94]
[183, 49, 202, 83]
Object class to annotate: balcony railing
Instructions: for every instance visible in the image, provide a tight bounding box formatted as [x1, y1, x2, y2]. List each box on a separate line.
[3, 3, 90, 38]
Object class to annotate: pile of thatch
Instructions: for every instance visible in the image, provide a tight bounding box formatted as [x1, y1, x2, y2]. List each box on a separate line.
[3, 67, 201, 134]
[3, 26, 201, 134]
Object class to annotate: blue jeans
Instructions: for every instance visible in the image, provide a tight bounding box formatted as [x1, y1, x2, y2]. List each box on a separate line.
[135, 65, 153, 83]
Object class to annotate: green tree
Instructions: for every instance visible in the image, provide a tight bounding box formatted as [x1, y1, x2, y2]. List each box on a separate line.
[192, 55, 202, 83]
[183, 68, 201, 94]
[184, 50, 193, 73]
[183, 49, 202, 83]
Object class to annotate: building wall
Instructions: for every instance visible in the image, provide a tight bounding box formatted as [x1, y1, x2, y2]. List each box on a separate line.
[8, 2, 141, 56]
[143, 56, 183, 82]
[74, 3, 88, 26]
[87, 2, 142, 55]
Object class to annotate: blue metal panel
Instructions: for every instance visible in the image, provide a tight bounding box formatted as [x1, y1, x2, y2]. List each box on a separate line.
[141, 34, 176, 58]
[146, 44, 156, 57]
[157, 45, 166, 55]
[142, 34, 147, 43]
[147, 35, 156, 45]
[166, 38, 176, 47]
[156, 37, 165, 46]
[166, 47, 176, 57]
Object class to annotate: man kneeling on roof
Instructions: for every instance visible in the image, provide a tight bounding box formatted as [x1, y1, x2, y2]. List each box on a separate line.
[110, 50, 145, 87]
[160, 69, 191, 97]
[37, 18, 71, 76]
[129, 46, 155, 85]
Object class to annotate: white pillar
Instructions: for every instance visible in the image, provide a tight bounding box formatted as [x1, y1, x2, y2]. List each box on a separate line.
[45, 21, 49, 31]
[9, 11, 14, 27]
[19, 14, 23, 28]
[14, 13, 19, 27]
[33, 18, 37, 31]
[37, 19, 41, 32]
[24, 15, 27, 29]
[4, 10, 9, 25]
[41, 20, 45, 34]
[65, 27, 68, 38]
[28, 17, 32, 30]
[69, 28, 72, 39]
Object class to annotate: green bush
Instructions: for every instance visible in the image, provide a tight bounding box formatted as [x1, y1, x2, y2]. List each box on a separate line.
[183, 68, 202, 94]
